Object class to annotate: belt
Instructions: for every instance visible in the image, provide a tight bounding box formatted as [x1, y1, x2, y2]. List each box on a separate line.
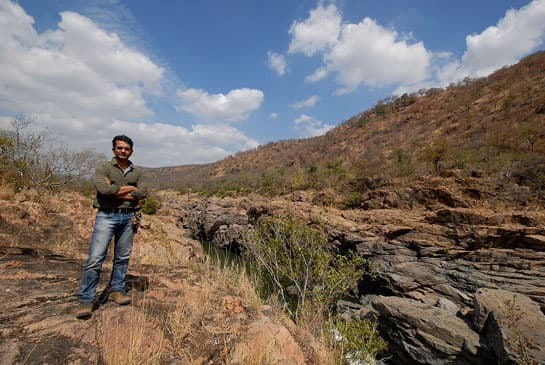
[98, 207, 136, 214]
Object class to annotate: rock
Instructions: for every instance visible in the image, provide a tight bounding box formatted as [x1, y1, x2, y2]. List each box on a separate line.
[371, 296, 485, 365]
[176, 192, 545, 364]
[436, 297, 460, 316]
[230, 317, 306, 365]
[0, 340, 20, 365]
[522, 234, 545, 251]
[473, 288, 545, 365]
[312, 188, 337, 206]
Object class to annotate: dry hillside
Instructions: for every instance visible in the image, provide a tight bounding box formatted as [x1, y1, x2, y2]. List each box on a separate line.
[146, 51, 545, 198]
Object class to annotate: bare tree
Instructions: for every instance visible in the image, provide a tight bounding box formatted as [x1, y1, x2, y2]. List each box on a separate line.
[1, 116, 105, 191]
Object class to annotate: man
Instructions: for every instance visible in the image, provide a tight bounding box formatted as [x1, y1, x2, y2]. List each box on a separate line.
[76, 135, 147, 319]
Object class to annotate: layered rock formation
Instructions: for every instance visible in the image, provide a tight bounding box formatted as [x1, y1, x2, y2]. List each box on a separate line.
[177, 189, 545, 365]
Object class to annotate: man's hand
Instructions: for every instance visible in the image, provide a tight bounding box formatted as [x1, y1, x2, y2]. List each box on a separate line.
[117, 192, 136, 201]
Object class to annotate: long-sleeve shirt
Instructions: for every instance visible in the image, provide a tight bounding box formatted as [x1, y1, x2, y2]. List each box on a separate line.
[92, 158, 148, 209]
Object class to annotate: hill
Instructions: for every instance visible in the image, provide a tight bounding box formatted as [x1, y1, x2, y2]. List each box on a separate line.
[146, 51, 545, 199]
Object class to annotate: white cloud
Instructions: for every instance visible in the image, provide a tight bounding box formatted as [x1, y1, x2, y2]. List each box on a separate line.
[0, 2, 164, 120]
[440, 0, 545, 82]
[294, 114, 333, 137]
[288, 4, 341, 56]
[325, 17, 431, 93]
[288, 4, 431, 93]
[267, 51, 287, 76]
[0, 1, 259, 167]
[291, 95, 320, 109]
[0, 114, 259, 167]
[289, 2, 545, 93]
[177, 87, 264, 122]
[305, 67, 328, 82]
[269, 112, 278, 119]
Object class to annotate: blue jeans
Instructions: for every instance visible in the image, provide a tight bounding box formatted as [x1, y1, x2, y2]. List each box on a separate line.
[79, 211, 134, 303]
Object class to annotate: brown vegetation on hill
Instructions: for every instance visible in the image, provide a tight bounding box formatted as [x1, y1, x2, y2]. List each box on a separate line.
[146, 51, 545, 203]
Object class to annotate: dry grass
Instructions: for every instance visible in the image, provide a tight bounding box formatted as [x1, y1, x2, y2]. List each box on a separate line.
[0, 184, 14, 201]
[99, 301, 165, 365]
[164, 255, 261, 360]
[204, 254, 261, 311]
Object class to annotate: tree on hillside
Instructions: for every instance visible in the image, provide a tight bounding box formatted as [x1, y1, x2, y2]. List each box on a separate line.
[0, 116, 105, 191]
[420, 137, 450, 176]
[518, 121, 541, 153]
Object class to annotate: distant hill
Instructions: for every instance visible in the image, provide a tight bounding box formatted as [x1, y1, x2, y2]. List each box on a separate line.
[145, 51, 545, 195]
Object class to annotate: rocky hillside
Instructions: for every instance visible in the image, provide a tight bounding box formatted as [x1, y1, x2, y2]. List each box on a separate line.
[0, 190, 322, 364]
[177, 182, 545, 365]
[146, 51, 545, 194]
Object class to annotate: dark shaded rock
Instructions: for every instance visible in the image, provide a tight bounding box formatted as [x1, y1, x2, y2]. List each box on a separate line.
[474, 288, 545, 365]
[371, 296, 487, 365]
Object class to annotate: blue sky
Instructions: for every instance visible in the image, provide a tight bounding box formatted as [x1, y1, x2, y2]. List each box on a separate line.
[1, 0, 544, 167]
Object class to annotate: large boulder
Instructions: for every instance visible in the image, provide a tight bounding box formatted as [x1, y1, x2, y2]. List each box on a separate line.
[370, 296, 486, 365]
[473, 288, 545, 365]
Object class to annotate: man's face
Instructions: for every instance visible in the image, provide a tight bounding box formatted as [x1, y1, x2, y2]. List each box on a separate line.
[112, 140, 133, 160]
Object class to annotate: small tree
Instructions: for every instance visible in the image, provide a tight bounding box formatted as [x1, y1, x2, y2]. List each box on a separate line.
[421, 137, 450, 175]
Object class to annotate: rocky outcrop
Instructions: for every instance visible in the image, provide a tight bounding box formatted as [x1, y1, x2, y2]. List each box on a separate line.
[178, 192, 545, 365]
[474, 288, 545, 365]
[368, 296, 484, 365]
[0, 191, 314, 364]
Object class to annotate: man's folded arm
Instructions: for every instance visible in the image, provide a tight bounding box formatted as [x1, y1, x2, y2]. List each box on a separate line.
[94, 164, 120, 195]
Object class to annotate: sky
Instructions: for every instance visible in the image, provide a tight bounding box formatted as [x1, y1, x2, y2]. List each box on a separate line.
[1, 0, 544, 167]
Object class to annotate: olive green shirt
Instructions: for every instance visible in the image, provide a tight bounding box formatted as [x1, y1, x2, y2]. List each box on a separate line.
[92, 158, 148, 209]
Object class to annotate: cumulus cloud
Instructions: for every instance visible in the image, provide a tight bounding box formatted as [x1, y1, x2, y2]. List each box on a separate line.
[288, 4, 341, 56]
[0, 1, 164, 119]
[326, 18, 431, 93]
[0, 0, 259, 167]
[269, 112, 278, 119]
[288, 4, 431, 93]
[439, 0, 545, 83]
[177, 87, 264, 122]
[291, 95, 320, 109]
[294, 114, 333, 137]
[0, 114, 259, 167]
[267, 51, 287, 76]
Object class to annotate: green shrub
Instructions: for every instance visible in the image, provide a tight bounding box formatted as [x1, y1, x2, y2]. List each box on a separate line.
[329, 316, 387, 363]
[243, 215, 366, 318]
[341, 192, 365, 209]
[141, 196, 161, 214]
[243, 215, 386, 362]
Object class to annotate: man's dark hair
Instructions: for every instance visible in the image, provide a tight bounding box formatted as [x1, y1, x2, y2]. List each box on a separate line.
[112, 135, 134, 149]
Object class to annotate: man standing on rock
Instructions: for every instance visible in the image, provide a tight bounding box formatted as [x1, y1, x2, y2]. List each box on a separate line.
[76, 135, 147, 319]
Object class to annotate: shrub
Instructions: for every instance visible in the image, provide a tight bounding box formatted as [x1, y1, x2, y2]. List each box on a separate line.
[243, 215, 386, 362]
[329, 316, 387, 363]
[243, 216, 366, 319]
[341, 192, 365, 209]
[141, 196, 161, 214]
